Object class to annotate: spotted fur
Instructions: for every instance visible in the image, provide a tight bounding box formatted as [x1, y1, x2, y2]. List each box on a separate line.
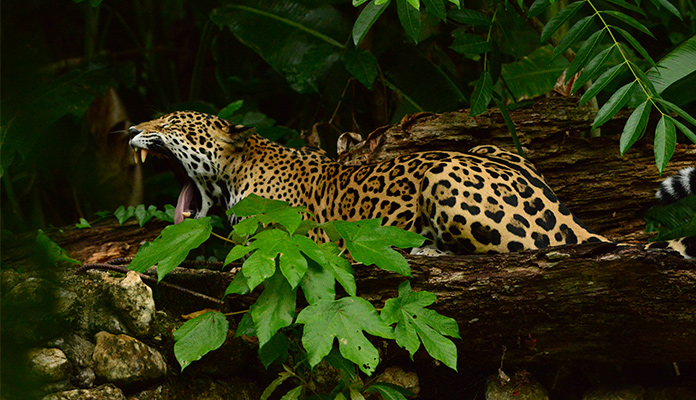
[129, 111, 617, 255]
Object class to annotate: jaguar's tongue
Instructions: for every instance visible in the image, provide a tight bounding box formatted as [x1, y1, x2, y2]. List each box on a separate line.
[175, 179, 195, 224]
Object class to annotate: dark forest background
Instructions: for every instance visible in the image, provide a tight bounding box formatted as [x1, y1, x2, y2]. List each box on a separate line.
[2, 0, 694, 233]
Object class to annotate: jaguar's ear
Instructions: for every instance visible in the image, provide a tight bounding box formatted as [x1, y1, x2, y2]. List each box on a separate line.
[215, 118, 254, 148]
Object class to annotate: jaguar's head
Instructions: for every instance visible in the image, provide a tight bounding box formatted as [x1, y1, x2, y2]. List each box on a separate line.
[129, 111, 252, 223]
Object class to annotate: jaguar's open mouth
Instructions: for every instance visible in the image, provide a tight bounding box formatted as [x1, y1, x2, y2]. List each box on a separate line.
[133, 147, 202, 224]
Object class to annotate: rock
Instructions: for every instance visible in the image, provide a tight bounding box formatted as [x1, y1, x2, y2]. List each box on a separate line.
[486, 370, 549, 400]
[41, 383, 127, 400]
[92, 332, 167, 387]
[2, 278, 77, 343]
[105, 271, 155, 337]
[27, 348, 72, 382]
[1, 267, 22, 294]
[55, 334, 96, 388]
[583, 385, 645, 399]
[645, 386, 696, 399]
[376, 366, 420, 395]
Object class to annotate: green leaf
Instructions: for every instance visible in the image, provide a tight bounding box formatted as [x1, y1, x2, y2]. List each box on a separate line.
[129, 218, 212, 281]
[572, 45, 617, 93]
[300, 258, 336, 304]
[344, 48, 379, 88]
[397, 0, 421, 43]
[224, 244, 253, 266]
[353, 0, 390, 46]
[296, 296, 394, 375]
[114, 205, 135, 225]
[601, 0, 646, 15]
[565, 28, 606, 81]
[259, 332, 290, 368]
[602, 10, 654, 38]
[218, 100, 244, 119]
[552, 16, 596, 60]
[364, 383, 414, 400]
[654, 115, 676, 172]
[423, 0, 446, 20]
[502, 45, 569, 101]
[261, 372, 293, 400]
[592, 81, 636, 129]
[655, 98, 696, 127]
[655, 0, 682, 19]
[527, 0, 550, 18]
[447, 8, 491, 26]
[231, 193, 291, 217]
[320, 242, 357, 296]
[671, 118, 696, 144]
[469, 71, 493, 116]
[251, 270, 297, 347]
[646, 36, 696, 94]
[619, 100, 651, 155]
[449, 30, 493, 55]
[381, 282, 459, 370]
[210, 2, 349, 93]
[173, 311, 229, 371]
[134, 204, 158, 227]
[540, 1, 585, 43]
[279, 386, 303, 400]
[225, 271, 251, 296]
[333, 219, 424, 276]
[578, 62, 627, 106]
[612, 26, 655, 67]
[36, 230, 81, 267]
[75, 218, 91, 229]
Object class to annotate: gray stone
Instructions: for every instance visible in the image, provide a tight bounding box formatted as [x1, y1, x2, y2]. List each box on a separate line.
[41, 384, 126, 400]
[105, 271, 155, 337]
[56, 334, 96, 388]
[27, 348, 72, 382]
[486, 371, 549, 400]
[92, 331, 166, 386]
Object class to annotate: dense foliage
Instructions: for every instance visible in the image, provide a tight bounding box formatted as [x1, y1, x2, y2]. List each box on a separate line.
[128, 194, 460, 398]
[2, 0, 695, 231]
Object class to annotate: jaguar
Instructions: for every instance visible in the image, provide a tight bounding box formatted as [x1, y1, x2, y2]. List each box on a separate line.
[129, 111, 694, 257]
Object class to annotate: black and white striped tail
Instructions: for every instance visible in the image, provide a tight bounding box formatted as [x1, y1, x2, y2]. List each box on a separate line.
[655, 167, 696, 205]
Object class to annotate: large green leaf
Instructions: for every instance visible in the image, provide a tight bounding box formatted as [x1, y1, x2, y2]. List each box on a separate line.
[353, 0, 391, 46]
[654, 115, 676, 172]
[381, 281, 460, 370]
[210, 0, 350, 93]
[251, 269, 297, 347]
[129, 218, 212, 281]
[644, 35, 696, 96]
[578, 62, 627, 106]
[449, 30, 493, 55]
[502, 45, 569, 100]
[173, 311, 229, 371]
[296, 296, 394, 375]
[344, 48, 379, 88]
[565, 29, 606, 81]
[469, 71, 493, 116]
[397, 0, 421, 43]
[592, 81, 636, 129]
[552, 15, 596, 60]
[333, 218, 424, 276]
[540, 1, 585, 43]
[619, 100, 651, 155]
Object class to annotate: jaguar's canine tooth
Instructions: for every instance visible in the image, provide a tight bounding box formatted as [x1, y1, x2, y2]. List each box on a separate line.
[182, 211, 192, 218]
[133, 148, 140, 164]
[140, 149, 148, 163]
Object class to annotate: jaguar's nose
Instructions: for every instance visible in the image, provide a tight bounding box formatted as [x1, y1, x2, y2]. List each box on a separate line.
[129, 126, 143, 135]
